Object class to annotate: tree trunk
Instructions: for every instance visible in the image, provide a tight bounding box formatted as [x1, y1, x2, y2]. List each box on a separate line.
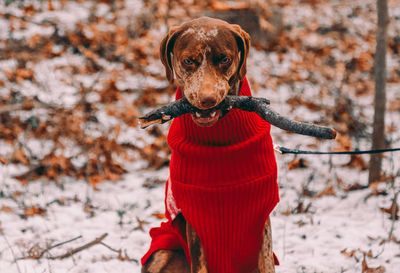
[369, 0, 389, 184]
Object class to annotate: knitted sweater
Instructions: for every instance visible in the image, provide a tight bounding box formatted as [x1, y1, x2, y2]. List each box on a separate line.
[141, 78, 279, 273]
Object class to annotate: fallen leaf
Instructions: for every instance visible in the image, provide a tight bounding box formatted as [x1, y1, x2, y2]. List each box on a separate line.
[89, 174, 104, 190]
[24, 206, 46, 217]
[23, 4, 36, 16]
[0, 206, 13, 213]
[287, 158, 309, 170]
[356, 51, 373, 72]
[135, 217, 149, 231]
[315, 185, 335, 198]
[152, 212, 166, 219]
[334, 134, 351, 151]
[48, 0, 54, 11]
[388, 97, 400, 111]
[0, 155, 8, 164]
[342, 155, 368, 171]
[341, 248, 356, 258]
[294, 200, 312, 214]
[117, 249, 131, 261]
[344, 182, 367, 192]
[13, 149, 30, 166]
[362, 254, 386, 273]
[380, 203, 399, 220]
[281, 209, 292, 216]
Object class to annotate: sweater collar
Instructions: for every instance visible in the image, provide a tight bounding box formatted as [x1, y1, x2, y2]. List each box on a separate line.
[168, 77, 271, 147]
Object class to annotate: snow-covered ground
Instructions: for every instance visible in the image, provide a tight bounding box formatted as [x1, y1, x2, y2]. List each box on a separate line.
[0, 0, 399, 272]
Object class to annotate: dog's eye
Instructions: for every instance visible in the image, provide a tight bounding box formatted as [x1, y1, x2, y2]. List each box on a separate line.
[220, 57, 230, 64]
[183, 59, 193, 65]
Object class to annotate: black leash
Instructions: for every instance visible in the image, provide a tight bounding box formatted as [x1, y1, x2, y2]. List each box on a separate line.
[274, 145, 400, 155]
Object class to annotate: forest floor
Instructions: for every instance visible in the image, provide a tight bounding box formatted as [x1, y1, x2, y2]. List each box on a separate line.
[0, 0, 400, 272]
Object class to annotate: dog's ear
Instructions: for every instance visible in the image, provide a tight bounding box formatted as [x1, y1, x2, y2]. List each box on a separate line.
[160, 26, 182, 84]
[231, 25, 251, 81]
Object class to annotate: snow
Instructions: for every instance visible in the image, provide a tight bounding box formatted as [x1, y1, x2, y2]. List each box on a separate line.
[0, 0, 400, 272]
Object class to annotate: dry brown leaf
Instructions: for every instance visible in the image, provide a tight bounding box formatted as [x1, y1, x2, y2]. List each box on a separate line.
[281, 209, 292, 216]
[22, 98, 34, 110]
[48, 0, 55, 11]
[294, 200, 312, 214]
[356, 51, 373, 72]
[89, 174, 104, 190]
[152, 212, 166, 219]
[84, 202, 95, 217]
[362, 254, 386, 273]
[23, 4, 36, 16]
[287, 158, 309, 170]
[334, 134, 351, 151]
[315, 185, 335, 198]
[380, 203, 399, 220]
[13, 149, 30, 166]
[344, 182, 367, 192]
[341, 248, 356, 258]
[386, 125, 397, 133]
[0, 206, 13, 213]
[24, 206, 46, 217]
[117, 249, 131, 261]
[98, 80, 121, 103]
[15, 68, 34, 83]
[285, 96, 320, 111]
[389, 97, 400, 111]
[28, 34, 41, 48]
[104, 167, 122, 182]
[342, 155, 368, 171]
[114, 124, 121, 138]
[0, 155, 8, 164]
[2, 70, 14, 80]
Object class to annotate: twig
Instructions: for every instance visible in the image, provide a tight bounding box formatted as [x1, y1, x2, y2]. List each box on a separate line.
[41, 235, 83, 258]
[1, 232, 22, 273]
[99, 242, 139, 263]
[388, 189, 399, 241]
[99, 242, 120, 253]
[139, 96, 337, 139]
[50, 233, 108, 260]
[17, 235, 83, 260]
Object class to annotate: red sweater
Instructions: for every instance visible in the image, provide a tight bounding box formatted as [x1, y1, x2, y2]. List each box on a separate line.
[142, 78, 279, 273]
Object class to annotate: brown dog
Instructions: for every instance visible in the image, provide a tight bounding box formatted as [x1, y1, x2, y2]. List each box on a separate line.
[142, 17, 277, 273]
[160, 16, 249, 127]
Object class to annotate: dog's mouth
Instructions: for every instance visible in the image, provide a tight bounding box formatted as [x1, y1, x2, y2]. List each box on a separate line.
[190, 108, 222, 127]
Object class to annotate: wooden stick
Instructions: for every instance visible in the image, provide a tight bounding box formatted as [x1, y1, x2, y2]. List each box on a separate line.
[50, 233, 108, 260]
[18, 235, 83, 260]
[1, 232, 22, 273]
[139, 96, 336, 139]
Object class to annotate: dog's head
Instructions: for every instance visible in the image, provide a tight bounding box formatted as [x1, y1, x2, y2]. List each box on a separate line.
[160, 17, 250, 126]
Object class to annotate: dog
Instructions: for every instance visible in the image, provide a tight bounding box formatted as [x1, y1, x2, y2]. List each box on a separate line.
[141, 17, 279, 273]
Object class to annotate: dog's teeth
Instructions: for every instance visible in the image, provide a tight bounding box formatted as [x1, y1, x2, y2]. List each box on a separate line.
[195, 112, 201, 118]
[210, 111, 216, 117]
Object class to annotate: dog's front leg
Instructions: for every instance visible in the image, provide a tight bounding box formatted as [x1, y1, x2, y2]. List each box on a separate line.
[257, 217, 275, 273]
[186, 222, 209, 273]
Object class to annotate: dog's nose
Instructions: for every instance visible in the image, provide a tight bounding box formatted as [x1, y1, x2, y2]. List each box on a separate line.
[199, 95, 217, 109]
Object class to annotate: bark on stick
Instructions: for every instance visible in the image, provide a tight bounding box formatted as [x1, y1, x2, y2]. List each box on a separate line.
[139, 96, 336, 139]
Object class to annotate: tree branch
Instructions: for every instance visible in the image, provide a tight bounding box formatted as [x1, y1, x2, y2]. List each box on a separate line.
[139, 96, 336, 139]
[49, 233, 108, 260]
[17, 235, 83, 260]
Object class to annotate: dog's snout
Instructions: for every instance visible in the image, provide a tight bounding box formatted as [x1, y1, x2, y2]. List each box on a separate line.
[199, 94, 217, 109]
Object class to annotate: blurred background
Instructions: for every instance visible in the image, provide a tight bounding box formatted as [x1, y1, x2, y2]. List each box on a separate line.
[0, 0, 399, 272]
